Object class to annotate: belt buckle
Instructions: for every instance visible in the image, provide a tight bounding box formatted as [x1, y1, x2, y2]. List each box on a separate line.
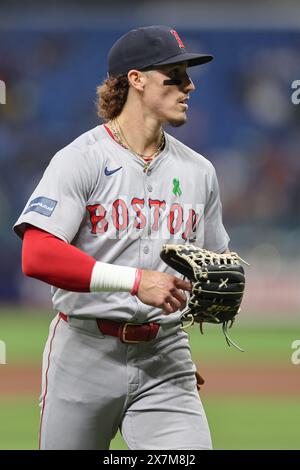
[121, 322, 145, 344]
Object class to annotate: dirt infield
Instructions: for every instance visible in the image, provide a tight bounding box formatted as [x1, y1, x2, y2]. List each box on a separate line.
[0, 362, 299, 397]
[199, 363, 300, 396]
[0, 364, 41, 397]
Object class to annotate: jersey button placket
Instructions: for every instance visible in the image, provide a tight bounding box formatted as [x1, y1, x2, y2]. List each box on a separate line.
[141, 170, 153, 269]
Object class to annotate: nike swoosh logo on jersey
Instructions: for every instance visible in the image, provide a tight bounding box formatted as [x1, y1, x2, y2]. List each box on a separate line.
[104, 166, 123, 176]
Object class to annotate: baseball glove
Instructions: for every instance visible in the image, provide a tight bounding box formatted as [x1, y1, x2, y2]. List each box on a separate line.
[160, 244, 247, 351]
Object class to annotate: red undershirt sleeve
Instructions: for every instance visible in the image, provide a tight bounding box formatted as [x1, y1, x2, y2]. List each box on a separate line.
[22, 226, 96, 292]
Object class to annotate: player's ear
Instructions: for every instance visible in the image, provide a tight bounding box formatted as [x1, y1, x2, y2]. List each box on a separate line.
[127, 69, 147, 91]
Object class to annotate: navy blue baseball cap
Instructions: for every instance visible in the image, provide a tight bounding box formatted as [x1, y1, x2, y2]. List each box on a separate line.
[108, 25, 213, 77]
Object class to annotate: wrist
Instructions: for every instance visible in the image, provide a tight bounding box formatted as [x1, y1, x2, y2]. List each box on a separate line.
[90, 261, 137, 293]
[130, 268, 142, 296]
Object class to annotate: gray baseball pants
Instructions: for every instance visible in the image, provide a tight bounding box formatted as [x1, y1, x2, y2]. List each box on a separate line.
[39, 313, 212, 450]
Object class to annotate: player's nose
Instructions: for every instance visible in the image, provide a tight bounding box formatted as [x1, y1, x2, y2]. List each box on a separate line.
[185, 76, 195, 92]
[181, 73, 195, 93]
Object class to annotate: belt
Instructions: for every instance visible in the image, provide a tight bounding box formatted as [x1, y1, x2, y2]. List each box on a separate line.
[59, 313, 160, 344]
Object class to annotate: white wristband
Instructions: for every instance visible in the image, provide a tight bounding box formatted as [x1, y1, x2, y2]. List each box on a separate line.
[90, 261, 137, 293]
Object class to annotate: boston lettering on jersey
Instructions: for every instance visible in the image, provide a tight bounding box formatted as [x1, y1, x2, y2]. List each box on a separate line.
[87, 197, 202, 241]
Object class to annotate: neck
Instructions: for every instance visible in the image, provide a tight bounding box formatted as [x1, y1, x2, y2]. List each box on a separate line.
[114, 102, 163, 157]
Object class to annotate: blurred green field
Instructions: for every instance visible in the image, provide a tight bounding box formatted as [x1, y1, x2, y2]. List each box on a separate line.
[111, 398, 300, 450]
[0, 307, 299, 450]
[0, 307, 298, 364]
[0, 397, 299, 450]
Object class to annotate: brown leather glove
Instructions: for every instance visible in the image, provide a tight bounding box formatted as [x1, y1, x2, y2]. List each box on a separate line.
[160, 244, 247, 351]
[195, 370, 205, 391]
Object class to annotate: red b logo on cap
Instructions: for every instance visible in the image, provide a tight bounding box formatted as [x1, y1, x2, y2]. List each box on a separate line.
[170, 29, 185, 49]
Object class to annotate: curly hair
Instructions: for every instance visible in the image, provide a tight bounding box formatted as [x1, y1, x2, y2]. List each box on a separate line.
[96, 75, 129, 122]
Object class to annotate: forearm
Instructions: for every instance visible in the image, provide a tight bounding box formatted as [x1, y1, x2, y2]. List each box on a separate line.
[21, 227, 191, 313]
[22, 226, 138, 293]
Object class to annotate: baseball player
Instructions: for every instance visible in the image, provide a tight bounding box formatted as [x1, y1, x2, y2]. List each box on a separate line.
[14, 25, 229, 450]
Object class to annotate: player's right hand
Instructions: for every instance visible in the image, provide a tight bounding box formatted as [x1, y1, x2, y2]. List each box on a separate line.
[136, 270, 192, 314]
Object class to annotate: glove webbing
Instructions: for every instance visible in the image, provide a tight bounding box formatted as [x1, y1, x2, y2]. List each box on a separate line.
[181, 311, 245, 352]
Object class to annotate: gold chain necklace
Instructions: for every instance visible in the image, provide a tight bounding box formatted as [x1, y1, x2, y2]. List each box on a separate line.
[110, 119, 165, 171]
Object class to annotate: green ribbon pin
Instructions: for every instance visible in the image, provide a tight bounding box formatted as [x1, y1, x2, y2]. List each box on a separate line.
[172, 178, 182, 197]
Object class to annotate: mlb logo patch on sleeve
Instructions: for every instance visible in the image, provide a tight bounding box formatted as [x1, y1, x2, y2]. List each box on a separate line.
[24, 196, 57, 217]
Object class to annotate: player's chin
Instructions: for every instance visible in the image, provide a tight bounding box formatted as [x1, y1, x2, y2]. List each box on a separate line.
[167, 112, 188, 128]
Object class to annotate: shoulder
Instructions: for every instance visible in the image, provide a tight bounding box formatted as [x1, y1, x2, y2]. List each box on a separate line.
[50, 124, 107, 169]
[66, 124, 108, 153]
[166, 132, 215, 175]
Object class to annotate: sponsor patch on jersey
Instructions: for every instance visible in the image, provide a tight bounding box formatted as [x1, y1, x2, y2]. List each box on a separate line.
[24, 196, 57, 217]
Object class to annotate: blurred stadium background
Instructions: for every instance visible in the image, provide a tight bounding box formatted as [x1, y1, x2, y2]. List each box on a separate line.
[0, 0, 299, 450]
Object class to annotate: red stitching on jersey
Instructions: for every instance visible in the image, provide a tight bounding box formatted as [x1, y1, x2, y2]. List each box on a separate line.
[112, 199, 129, 231]
[131, 197, 146, 230]
[168, 203, 184, 234]
[104, 123, 117, 142]
[38, 314, 62, 449]
[148, 199, 166, 231]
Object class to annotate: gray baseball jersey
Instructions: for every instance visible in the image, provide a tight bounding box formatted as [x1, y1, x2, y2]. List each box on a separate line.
[14, 124, 229, 323]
